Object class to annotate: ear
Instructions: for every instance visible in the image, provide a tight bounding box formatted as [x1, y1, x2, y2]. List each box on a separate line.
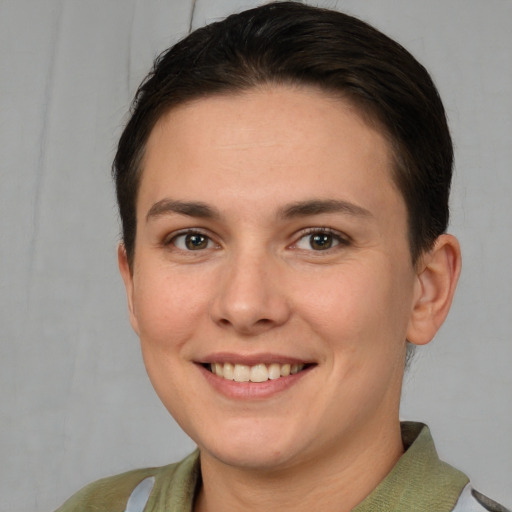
[407, 234, 461, 346]
[117, 243, 140, 335]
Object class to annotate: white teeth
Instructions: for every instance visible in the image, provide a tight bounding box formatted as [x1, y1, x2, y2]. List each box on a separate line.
[268, 363, 281, 380]
[233, 364, 250, 382]
[250, 364, 269, 383]
[223, 362, 234, 380]
[281, 363, 291, 377]
[210, 362, 305, 382]
[214, 363, 224, 377]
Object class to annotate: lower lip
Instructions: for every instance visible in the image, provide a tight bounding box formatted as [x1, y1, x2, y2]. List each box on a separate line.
[198, 364, 314, 399]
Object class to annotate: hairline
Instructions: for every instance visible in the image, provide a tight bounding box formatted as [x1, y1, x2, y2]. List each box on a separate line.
[125, 81, 420, 269]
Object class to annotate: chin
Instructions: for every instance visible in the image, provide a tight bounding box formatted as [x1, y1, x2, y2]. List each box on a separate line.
[204, 443, 295, 471]
[195, 422, 308, 471]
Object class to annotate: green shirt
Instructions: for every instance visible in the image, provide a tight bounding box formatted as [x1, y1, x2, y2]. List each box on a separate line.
[55, 422, 471, 512]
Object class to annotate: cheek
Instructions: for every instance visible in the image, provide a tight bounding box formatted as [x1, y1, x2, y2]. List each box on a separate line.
[132, 268, 212, 420]
[133, 266, 213, 346]
[297, 260, 413, 353]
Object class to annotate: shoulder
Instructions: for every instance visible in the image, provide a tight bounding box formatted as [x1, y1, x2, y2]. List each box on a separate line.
[54, 466, 167, 512]
[452, 485, 511, 512]
[54, 451, 199, 512]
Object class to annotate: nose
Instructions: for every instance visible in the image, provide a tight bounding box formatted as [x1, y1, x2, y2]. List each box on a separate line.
[209, 249, 291, 336]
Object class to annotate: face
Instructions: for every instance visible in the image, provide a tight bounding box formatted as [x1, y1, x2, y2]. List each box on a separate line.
[120, 85, 422, 471]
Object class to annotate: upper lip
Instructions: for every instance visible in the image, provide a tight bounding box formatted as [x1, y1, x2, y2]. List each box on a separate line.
[196, 352, 315, 366]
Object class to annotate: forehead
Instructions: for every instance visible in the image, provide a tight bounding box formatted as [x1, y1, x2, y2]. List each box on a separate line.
[139, 85, 402, 221]
[147, 85, 389, 153]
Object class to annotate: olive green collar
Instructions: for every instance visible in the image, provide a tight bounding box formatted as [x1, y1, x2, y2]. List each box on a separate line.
[352, 422, 468, 512]
[150, 422, 468, 512]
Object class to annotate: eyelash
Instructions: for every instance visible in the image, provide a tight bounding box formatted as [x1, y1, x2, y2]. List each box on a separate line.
[164, 227, 350, 253]
[164, 229, 218, 251]
[293, 227, 350, 252]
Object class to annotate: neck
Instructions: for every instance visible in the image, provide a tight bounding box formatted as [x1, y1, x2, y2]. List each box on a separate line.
[194, 419, 404, 512]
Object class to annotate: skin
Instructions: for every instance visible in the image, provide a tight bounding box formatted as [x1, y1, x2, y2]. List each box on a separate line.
[119, 85, 461, 512]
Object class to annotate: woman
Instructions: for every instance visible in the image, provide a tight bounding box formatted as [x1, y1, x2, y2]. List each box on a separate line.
[56, 3, 509, 511]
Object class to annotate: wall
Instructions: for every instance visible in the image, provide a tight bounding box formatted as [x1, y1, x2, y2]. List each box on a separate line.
[0, 1, 510, 510]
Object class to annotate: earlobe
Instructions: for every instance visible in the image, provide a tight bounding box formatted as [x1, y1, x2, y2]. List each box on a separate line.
[117, 243, 140, 335]
[407, 234, 461, 346]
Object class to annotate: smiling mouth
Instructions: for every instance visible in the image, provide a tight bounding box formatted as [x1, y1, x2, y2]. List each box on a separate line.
[204, 362, 311, 383]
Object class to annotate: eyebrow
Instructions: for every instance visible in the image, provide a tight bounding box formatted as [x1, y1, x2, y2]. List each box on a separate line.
[279, 199, 372, 219]
[146, 198, 372, 223]
[146, 199, 220, 222]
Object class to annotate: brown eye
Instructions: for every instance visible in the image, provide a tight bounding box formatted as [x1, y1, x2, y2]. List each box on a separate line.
[295, 230, 346, 251]
[186, 234, 208, 250]
[310, 233, 334, 250]
[172, 232, 213, 250]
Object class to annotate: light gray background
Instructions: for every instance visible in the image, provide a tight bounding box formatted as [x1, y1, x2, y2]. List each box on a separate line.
[0, 1, 510, 511]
